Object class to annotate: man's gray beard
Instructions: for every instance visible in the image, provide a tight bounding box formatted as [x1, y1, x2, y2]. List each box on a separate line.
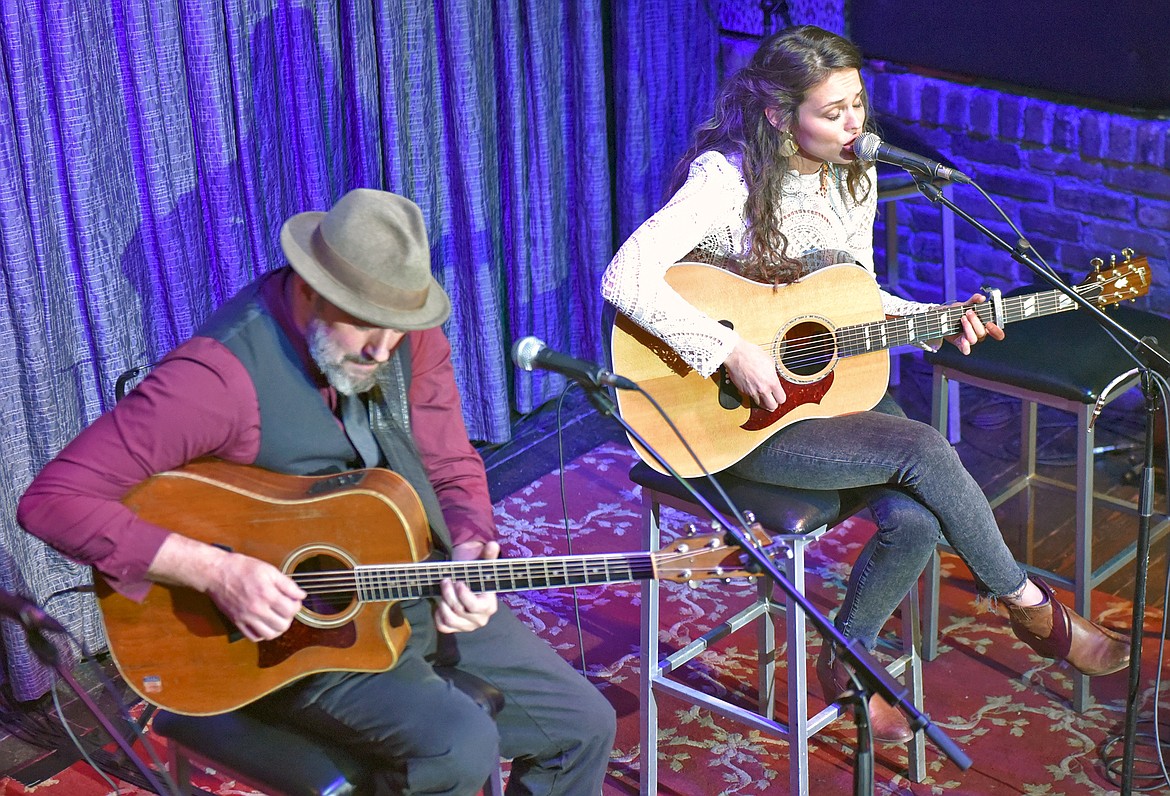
[306, 320, 382, 396]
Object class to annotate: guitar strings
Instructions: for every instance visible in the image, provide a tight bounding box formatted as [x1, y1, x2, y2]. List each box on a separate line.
[287, 548, 751, 597]
[751, 282, 1107, 372]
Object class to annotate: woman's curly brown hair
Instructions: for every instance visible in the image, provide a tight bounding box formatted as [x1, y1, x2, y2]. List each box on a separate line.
[668, 25, 875, 285]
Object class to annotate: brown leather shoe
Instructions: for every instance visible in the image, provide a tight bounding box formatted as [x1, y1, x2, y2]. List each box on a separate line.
[1006, 579, 1130, 677]
[816, 646, 914, 745]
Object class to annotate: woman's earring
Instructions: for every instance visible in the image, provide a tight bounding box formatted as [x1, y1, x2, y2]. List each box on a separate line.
[777, 130, 798, 158]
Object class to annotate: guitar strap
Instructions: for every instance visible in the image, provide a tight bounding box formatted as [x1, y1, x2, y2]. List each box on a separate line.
[367, 340, 454, 555]
[339, 392, 383, 469]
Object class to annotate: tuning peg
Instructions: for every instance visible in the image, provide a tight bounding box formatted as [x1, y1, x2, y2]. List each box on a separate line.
[1091, 257, 1104, 272]
[1123, 247, 1135, 261]
[685, 523, 697, 536]
[743, 510, 757, 525]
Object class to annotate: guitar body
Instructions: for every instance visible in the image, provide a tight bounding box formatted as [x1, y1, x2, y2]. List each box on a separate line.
[99, 460, 429, 715]
[611, 262, 890, 476]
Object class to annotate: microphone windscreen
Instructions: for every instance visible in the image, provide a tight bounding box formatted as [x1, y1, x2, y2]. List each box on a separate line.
[511, 336, 545, 371]
[853, 132, 881, 162]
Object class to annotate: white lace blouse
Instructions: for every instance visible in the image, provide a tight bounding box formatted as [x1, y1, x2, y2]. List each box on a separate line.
[601, 150, 935, 377]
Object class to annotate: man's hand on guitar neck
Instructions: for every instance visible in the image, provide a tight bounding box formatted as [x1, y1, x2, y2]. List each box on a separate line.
[946, 293, 1005, 355]
[434, 539, 500, 634]
[147, 533, 306, 642]
[724, 336, 787, 411]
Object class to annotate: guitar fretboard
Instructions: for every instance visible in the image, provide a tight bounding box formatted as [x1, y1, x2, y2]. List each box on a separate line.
[835, 285, 1095, 359]
[301, 554, 660, 602]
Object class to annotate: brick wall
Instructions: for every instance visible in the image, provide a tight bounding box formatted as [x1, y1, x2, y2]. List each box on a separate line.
[869, 64, 1170, 313]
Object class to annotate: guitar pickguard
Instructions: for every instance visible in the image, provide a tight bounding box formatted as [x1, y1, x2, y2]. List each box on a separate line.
[258, 618, 359, 668]
[730, 313, 839, 431]
[740, 372, 834, 431]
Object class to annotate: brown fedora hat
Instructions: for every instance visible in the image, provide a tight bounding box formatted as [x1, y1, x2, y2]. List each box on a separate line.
[280, 188, 451, 330]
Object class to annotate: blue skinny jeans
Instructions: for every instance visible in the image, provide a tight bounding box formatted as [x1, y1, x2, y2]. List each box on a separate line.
[729, 394, 1028, 649]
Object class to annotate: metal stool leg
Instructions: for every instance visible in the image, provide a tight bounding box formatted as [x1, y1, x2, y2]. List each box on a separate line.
[1072, 404, 1094, 713]
[903, 579, 927, 781]
[639, 497, 662, 796]
[784, 536, 813, 796]
[923, 369, 951, 661]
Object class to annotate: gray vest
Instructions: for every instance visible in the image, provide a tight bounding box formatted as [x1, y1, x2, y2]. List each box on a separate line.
[196, 272, 453, 553]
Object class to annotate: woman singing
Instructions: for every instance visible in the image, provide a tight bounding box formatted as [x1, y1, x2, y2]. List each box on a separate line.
[602, 25, 1129, 744]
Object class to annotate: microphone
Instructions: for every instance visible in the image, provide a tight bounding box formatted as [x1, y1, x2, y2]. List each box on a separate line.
[853, 132, 972, 184]
[511, 336, 638, 390]
[0, 588, 65, 633]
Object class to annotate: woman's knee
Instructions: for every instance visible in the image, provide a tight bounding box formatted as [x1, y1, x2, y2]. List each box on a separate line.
[905, 421, 965, 471]
[870, 493, 941, 554]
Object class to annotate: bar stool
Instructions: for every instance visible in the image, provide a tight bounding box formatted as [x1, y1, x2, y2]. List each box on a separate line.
[923, 296, 1170, 711]
[632, 462, 926, 795]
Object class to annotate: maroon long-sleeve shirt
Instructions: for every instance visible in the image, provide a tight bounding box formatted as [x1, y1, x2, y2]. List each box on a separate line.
[18, 307, 494, 602]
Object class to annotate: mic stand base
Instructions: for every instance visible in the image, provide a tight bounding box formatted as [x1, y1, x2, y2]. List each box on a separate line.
[28, 634, 177, 796]
[835, 677, 875, 796]
[1120, 368, 1161, 795]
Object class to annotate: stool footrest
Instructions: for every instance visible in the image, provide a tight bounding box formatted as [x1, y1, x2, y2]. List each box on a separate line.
[657, 601, 771, 676]
[650, 675, 843, 739]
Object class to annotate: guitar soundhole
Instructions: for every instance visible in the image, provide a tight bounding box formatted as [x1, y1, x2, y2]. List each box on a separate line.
[777, 320, 834, 378]
[292, 553, 355, 617]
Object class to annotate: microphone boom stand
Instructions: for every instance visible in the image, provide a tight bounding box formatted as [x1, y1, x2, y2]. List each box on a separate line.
[580, 388, 972, 792]
[23, 626, 178, 795]
[912, 176, 1170, 795]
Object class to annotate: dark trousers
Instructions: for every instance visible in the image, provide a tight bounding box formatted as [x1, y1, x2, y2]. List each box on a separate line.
[254, 600, 616, 795]
[730, 393, 1028, 649]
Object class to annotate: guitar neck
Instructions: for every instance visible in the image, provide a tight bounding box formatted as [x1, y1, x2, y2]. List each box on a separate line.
[838, 285, 1089, 358]
[316, 553, 659, 602]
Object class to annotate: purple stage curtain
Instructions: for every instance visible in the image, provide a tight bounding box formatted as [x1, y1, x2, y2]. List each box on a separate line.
[0, 0, 718, 700]
[611, 0, 720, 241]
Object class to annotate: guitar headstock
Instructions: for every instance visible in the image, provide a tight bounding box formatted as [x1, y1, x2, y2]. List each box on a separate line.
[1080, 248, 1150, 307]
[656, 524, 772, 584]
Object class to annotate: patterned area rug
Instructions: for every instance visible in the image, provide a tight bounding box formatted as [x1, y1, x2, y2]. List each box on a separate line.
[497, 442, 1157, 795]
[2, 440, 1165, 795]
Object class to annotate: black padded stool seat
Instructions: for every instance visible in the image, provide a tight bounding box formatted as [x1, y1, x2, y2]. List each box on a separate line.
[628, 461, 863, 534]
[152, 667, 505, 796]
[924, 302, 1170, 403]
[921, 291, 1170, 712]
